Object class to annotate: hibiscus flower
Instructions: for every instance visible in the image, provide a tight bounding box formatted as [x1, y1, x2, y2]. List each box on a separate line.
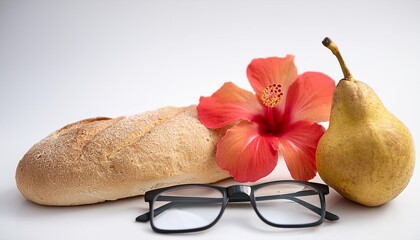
[197, 55, 335, 182]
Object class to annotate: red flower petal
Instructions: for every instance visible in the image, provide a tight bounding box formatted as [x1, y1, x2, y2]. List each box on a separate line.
[246, 55, 298, 107]
[215, 121, 279, 182]
[197, 82, 263, 129]
[284, 72, 335, 124]
[277, 121, 325, 181]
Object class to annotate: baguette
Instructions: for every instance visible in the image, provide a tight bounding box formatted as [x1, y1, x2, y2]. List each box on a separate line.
[16, 105, 229, 206]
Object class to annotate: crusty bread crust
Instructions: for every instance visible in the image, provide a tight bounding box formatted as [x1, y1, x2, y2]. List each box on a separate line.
[16, 105, 229, 206]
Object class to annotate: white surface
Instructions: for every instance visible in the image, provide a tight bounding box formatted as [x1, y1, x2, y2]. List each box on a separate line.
[1, 0, 419, 239]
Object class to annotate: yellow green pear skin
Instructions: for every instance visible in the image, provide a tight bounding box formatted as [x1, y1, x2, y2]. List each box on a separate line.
[316, 78, 415, 207]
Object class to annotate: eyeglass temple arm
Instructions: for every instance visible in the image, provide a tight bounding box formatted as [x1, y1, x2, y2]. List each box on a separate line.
[135, 190, 338, 222]
[136, 196, 222, 222]
[136, 201, 172, 222]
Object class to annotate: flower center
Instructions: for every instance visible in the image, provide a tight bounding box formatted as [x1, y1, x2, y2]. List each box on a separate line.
[260, 83, 283, 107]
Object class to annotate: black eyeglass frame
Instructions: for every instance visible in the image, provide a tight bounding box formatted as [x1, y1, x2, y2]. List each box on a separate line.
[136, 180, 339, 234]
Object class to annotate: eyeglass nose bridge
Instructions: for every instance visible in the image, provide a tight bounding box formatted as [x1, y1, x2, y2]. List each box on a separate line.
[227, 185, 252, 202]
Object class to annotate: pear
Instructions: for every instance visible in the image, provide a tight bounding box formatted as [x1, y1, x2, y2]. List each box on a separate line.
[316, 37, 415, 207]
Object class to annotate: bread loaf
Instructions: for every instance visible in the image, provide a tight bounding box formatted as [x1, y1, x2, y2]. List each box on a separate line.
[16, 105, 229, 206]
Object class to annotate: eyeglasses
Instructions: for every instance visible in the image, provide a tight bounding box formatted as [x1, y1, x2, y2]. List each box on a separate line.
[136, 180, 339, 233]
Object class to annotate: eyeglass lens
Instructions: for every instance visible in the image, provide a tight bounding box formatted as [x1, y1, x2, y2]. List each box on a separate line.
[151, 186, 224, 231]
[253, 182, 322, 225]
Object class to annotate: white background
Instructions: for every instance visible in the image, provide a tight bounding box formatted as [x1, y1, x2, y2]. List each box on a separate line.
[1, 0, 419, 239]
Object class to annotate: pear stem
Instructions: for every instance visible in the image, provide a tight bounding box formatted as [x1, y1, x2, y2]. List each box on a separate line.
[322, 37, 353, 80]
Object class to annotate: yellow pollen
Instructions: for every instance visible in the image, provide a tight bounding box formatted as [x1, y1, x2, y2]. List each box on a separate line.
[260, 83, 283, 107]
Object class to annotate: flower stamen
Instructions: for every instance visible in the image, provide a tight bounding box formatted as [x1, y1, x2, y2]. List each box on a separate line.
[260, 83, 283, 107]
